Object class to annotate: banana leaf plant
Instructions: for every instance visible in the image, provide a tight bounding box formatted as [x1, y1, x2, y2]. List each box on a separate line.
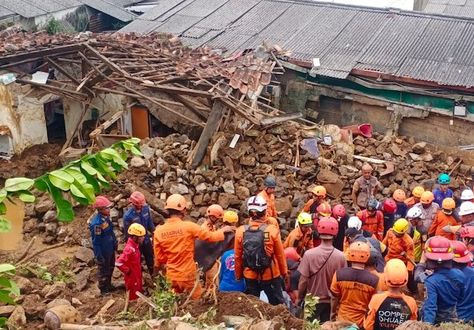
[0, 138, 142, 231]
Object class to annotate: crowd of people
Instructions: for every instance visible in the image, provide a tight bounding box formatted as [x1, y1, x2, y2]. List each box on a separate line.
[88, 163, 474, 329]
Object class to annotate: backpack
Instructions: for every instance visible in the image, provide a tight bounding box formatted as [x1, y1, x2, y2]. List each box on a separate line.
[242, 224, 272, 273]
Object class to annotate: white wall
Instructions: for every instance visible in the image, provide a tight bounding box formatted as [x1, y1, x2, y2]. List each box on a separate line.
[34, 8, 79, 27]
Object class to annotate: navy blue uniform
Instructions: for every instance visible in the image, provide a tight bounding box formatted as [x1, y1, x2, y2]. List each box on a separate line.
[457, 265, 474, 322]
[394, 201, 408, 221]
[433, 188, 453, 209]
[89, 213, 117, 293]
[123, 205, 155, 274]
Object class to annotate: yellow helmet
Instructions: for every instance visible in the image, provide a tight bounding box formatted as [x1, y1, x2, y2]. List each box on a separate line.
[412, 186, 425, 198]
[297, 212, 313, 226]
[128, 223, 146, 237]
[393, 218, 409, 235]
[223, 210, 238, 224]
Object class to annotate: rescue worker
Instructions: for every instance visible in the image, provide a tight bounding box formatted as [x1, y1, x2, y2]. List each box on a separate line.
[332, 204, 348, 251]
[351, 163, 383, 210]
[219, 211, 245, 293]
[414, 191, 439, 234]
[201, 204, 225, 289]
[381, 198, 397, 237]
[284, 247, 302, 303]
[454, 189, 474, 221]
[297, 217, 346, 323]
[405, 186, 425, 208]
[330, 241, 379, 328]
[153, 194, 234, 300]
[415, 236, 465, 324]
[407, 207, 423, 263]
[258, 175, 277, 218]
[357, 198, 384, 240]
[355, 236, 386, 280]
[284, 212, 313, 256]
[116, 223, 145, 300]
[442, 201, 474, 236]
[460, 226, 474, 253]
[123, 191, 155, 275]
[343, 216, 375, 252]
[364, 259, 418, 330]
[382, 218, 415, 274]
[433, 173, 453, 207]
[428, 198, 458, 240]
[89, 196, 117, 295]
[302, 185, 327, 214]
[234, 195, 288, 306]
[392, 189, 408, 220]
[450, 240, 474, 322]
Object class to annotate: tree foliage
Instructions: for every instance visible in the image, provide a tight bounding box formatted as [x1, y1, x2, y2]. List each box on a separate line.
[0, 264, 19, 327]
[0, 138, 142, 230]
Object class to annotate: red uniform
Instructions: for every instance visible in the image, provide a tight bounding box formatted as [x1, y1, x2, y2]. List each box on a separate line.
[357, 210, 384, 240]
[116, 238, 143, 300]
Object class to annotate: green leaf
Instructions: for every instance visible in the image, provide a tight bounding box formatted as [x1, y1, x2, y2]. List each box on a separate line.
[81, 171, 101, 194]
[81, 161, 97, 175]
[0, 264, 15, 273]
[18, 191, 35, 203]
[93, 156, 116, 180]
[48, 170, 75, 191]
[0, 290, 15, 305]
[69, 184, 86, 199]
[4, 177, 34, 192]
[0, 316, 6, 326]
[65, 168, 87, 185]
[131, 146, 143, 156]
[100, 148, 128, 168]
[45, 181, 74, 222]
[34, 177, 49, 192]
[0, 203, 6, 214]
[0, 218, 11, 233]
[125, 137, 140, 144]
[0, 190, 6, 204]
[0, 278, 19, 296]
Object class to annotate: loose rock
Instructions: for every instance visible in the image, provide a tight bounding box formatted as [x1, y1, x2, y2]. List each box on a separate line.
[74, 247, 95, 265]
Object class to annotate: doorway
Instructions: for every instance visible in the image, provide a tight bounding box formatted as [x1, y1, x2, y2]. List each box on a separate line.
[44, 99, 66, 143]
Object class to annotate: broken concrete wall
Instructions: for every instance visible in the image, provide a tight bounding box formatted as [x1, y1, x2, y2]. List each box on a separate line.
[0, 84, 48, 155]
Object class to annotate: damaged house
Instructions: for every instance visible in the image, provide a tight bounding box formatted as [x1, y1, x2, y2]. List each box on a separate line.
[120, 0, 474, 148]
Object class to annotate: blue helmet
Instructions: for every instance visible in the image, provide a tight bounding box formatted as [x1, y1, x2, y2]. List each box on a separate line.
[264, 176, 276, 188]
[438, 173, 450, 185]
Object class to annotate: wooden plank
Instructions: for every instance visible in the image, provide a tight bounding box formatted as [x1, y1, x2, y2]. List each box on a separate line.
[16, 78, 89, 99]
[89, 111, 124, 139]
[191, 101, 225, 169]
[141, 83, 213, 98]
[260, 113, 303, 126]
[0, 45, 82, 67]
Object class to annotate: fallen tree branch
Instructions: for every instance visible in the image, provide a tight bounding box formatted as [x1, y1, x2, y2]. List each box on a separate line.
[17, 240, 68, 266]
[136, 291, 157, 309]
[16, 236, 37, 263]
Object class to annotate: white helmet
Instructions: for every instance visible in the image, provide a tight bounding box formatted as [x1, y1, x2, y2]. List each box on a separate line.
[347, 216, 362, 230]
[407, 206, 423, 219]
[461, 189, 474, 201]
[247, 195, 267, 212]
[459, 201, 474, 216]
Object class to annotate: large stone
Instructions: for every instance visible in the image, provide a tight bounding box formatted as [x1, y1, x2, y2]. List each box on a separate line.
[0, 306, 15, 317]
[45, 222, 58, 235]
[276, 197, 292, 218]
[45, 282, 67, 299]
[130, 156, 146, 168]
[74, 247, 94, 264]
[47, 299, 71, 309]
[218, 193, 240, 209]
[15, 276, 34, 295]
[35, 197, 54, 214]
[422, 153, 434, 162]
[7, 306, 26, 327]
[409, 153, 422, 161]
[222, 181, 235, 194]
[23, 218, 38, 233]
[140, 144, 156, 160]
[195, 183, 207, 193]
[22, 294, 45, 318]
[75, 269, 91, 291]
[156, 157, 169, 175]
[235, 186, 250, 200]
[240, 156, 256, 166]
[170, 183, 189, 195]
[412, 142, 427, 154]
[44, 305, 82, 330]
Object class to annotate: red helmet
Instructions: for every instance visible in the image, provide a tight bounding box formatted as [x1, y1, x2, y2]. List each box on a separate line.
[284, 247, 301, 262]
[332, 204, 346, 218]
[129, 191, 146, 207]
[317, 217, 339, 236]
[451, 240, 473, 264]
[425, 236, 453, 261]
[460, 226, 474, 239]
[93, 196, 112, 209]
[317, 202, 332, 217]
[383, 199, 397, 214]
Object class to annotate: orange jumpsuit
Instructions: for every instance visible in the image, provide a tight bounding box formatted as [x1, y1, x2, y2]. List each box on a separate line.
[404, 197, 417, 208]
[370, 269, 388, 292]
[283, 226, 313, 256]
[382, 229, 415, 272]
[266, 216, 279, 229]
[258, 190, 277, 218]
[357, 210, 384, 240]
[153, 216, 225, 299]
[234, 220, 287, 281]
[428, 210, 458, 240]
[364, 291, 418, 330]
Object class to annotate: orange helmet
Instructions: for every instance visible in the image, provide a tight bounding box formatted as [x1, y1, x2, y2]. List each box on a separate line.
[93, 196, 112, 209]
[129, 191, 146, 207]
[392, 189, 406, 203]
[420, 191, 434, 204]
[206, 204, 224, 218]
[346, 241, 371, 263]
[384, 259, 408, 287]
[317, 202, 332, 217]
[312, 185, 327, 197]
[165, 194, 187, 211]
[412, 186, 425, 198]
[442, 198, 456, 210]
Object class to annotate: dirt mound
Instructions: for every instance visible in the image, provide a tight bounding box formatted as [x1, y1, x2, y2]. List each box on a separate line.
[183, 292, 303, 329]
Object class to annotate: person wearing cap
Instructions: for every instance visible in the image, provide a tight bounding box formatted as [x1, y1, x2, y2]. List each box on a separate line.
[381, 198, 397, 237]
[297, 217, 346, 323]
[357, 198, 384, 240]
[351, 163, 383, 210]
[330, 241, 379, 328]
[442, 201, 474, 237]
[415, 236, 465, 324]
[201, 204, 225, 290]
[116, 223, 146, 300]
[407, 207, 424, 263]
[405, 186, 425, 209]
[123, 191, 155, 275]
[89, 196, 118, 295]
[428, 198, 459, 240]
[302, 185, 328, 214]
[364, 259, 418, 330]
[353, 236, 386, 291]
[258, 175, 277, 218]
[234, 195, 288, 305]
[433, 173, 454, 207]
[284, 212, 314, 256]
[450, 240, 474, 322]
[153, 194, 234, 300]
[219, 211, 245, 293]
[382, 219, 415, 274]
[311, 202, 333, 247]
[414, 191, 439, 235]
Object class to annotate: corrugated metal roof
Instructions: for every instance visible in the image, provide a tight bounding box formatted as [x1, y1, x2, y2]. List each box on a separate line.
[138, 0, 191, 21]
[0, 5, 14, 18]
[120, 0, 474, 88]
[26, 0, 67, 12]
[80, 0, 136, 22]
[423, 0, 474, 18]
[0, 0, 46, 18]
